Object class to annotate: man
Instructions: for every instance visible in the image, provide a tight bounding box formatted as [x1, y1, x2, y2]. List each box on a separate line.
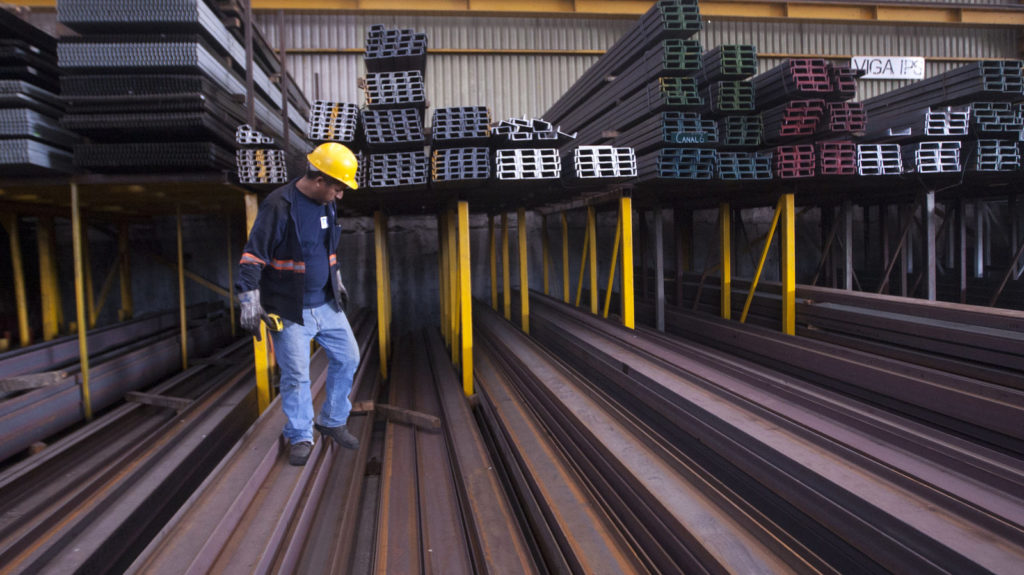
[236, 142, 362, 466]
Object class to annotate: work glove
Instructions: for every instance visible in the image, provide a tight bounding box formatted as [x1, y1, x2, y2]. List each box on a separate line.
[333, 269, 349, 312]
[239, 289, 271, 341]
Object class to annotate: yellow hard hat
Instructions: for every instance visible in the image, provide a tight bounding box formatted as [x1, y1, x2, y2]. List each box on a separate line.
[307, 142, 359, 190]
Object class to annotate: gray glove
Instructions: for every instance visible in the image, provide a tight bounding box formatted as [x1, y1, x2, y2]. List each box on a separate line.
[333, 269, 349, 312]
[239, 289, 271, 341]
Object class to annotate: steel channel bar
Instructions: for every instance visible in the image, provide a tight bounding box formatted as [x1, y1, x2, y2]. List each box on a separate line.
[527, 294, 1024, 573]
[422, 330, 539, 575]
[478, 305, 824, 574]
[473, 332, 649, 574]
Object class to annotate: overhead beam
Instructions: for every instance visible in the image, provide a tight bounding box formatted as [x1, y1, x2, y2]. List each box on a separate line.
[12, 0, 1024, 25]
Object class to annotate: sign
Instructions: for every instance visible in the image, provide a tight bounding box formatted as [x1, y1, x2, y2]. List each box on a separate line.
[851, 56, 925, 80]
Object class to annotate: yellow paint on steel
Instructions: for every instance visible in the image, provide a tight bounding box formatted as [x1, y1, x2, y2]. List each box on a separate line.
[561, 213, 570, 304]
[741, 196, 784, 324]
[602, 212, 621, 319]
[574, 218, 589, 307]
[518, 208, 529, 334]
[384, 213, 393, 358]
[177, 204, 188, 371]
[502, 213, 511, 321]
[541, 214, 550, 296]
[489, 215, 498, 310]
[375, 211, 389, 380]
[37, 216, 60, 340]
[781, 193, 797, 335]
[118, 223, 133, 321]
[92, 251, 121, 324]
[439, 211, 449, 346]
[82, 221, 95, 329]
[70, 183, 92, 421]
[1, 213, 30, 347]
[225, 216, 235, 337]
[245, 192, 272, 413]
[619, 197, 635, 329]
[448, 206, 459, 364]
[457, 201, 474, 396]
[720, 203, 732, 321]
[587, 206, 598, 315]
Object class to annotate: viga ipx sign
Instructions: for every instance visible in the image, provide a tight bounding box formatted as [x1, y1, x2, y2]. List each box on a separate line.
[850, 56, 925, 80]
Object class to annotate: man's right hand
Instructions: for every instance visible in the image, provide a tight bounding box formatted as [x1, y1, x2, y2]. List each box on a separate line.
[239, 289, 271, 341]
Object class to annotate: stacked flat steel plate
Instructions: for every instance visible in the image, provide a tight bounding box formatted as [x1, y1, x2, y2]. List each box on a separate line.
[361, 25, 428, 191]
[0, 9, 74, 175]
[57, 0, 310, 174]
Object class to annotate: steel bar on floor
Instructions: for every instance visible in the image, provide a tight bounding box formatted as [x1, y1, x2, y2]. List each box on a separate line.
[457, 201, 473, 395]
[70, 182, 92, 421]
[620, 196, 635, 329]
[518, 208, 529, 334]
[38, 216, 60, 341]
[1, 213, 30, 348]
[720, 202, 731, 320]
[502, 213, 511, 321]
[654, 206, 665, 332]
[245, 192, 272, 412]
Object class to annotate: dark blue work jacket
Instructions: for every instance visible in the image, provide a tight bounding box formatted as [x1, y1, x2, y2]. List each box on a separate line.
[236, 179, 347, 324]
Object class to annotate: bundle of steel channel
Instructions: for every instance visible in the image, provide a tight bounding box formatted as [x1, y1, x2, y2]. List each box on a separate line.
[491, 116, 575, 148]
[361, 108, 426, 150]
[762, 99, 826, 142]
[495, 148, 561, 180]
[969, 102, 1023, 137]
[774, 144, 815, 178]
[0, 11, 73, 174]
[56, 0, 311, 172]
[611, 111, 719, 153]
[718, 151, 773, 180]
[363, 70, 425, 109]
[817, 141, 858, 175]
[431, 147, 490, 188]
[364, 24, 427, 73]
[306, 100, 359, 144]
[903, 140, 962, 174]
[368, 150, 428, 190]
[572, 77, 704, 146]
[567, 145, 638, 180]
[968, 139, 1021, 172]
[636, 147, 717, 181]
[234, 124, 286, 184]
[752, 59, 835, 109]
[431, 106, 491, 147]
[857, 143, 903, 175]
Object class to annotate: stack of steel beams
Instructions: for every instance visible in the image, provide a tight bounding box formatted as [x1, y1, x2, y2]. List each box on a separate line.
[707, 80, 755, 116]
[431, 106, 490, 147]
[495, 148, 561, 180]
[721, 115, 763, 147]
[368, 150, 428, 190]
[57, 0, 309, 173]
[636, 147, 717, 180]
[857, 143, 903, 176]
[363, 70, 425, 110]
[753, 59, 833, 110]
[969, 101, 1023, 136]
[774, 144, 815, 179]
[569, 145, 637, 179]
[235, 124, 287, 184]
[718, 151, 772, 180]
[0, 10, 73, 175]
[491, 116, 575, 148]
[696, 45, 758, 88]
[970, 139, 1021, 172]
[431, 147, 490, 188]
[820, 102, 866, 136]
[905, 140, 962, 174]
[817, 140, 858, 176]
[364, 24, 427, 73]
[762, 99, 826, 142]
[361, 108, 425, 150]
[611, 111, 718, 154]
[307, 100, 359, 144]
[574, 77, 703, 146]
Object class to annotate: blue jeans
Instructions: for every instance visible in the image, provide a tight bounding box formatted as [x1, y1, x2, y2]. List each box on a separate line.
[271, 301, 360, 444]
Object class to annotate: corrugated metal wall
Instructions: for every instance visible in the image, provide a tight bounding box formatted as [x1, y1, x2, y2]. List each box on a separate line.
[257, 11, 1020, 121]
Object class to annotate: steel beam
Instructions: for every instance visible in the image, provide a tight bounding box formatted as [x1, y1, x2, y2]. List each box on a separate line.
[502, 213, 511, 321]
[541, 215, 550, 296]
[70, 183, 92, 421]
[781, 193, 796, 335]
[176, 205, 188, 371]
[654, 206, 665, 332]
[843, 200, 853, 291]
[37, 216, 60, 341]
[489, 215, 497, 311]
[587, 206, 599, 315]
[518, 208, 529, 334]
[375, 211, 390, 379]
[741, 196, 783, 324]
[448, 206, 459, 364]
[224, 217, 234, 337]
[457, 201, 473, 395]
[1, 213, 30, 348]
[119, 222, 133, 321]
[561, 213, 570, 304]
[924, 191, 937, 301]
[621, 197, 635, 329]
[602, 210, 622, 320]
[720, 203, 732, 320]
[244, 192, 272, 412]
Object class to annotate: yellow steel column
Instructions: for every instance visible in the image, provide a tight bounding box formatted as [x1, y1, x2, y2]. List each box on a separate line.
[620, 197, 635, 329]
[374, 211, 389, 379]
[781, 193, 796, 335]
[518, 208, 529, 334]
[82, 218, 95, 328]
[245, 192, 272, 413]
[457, 201, 473, 396]
[384, 213, 393, 358]
[501, 213, 511, 321]
[176, 204, 188, 371]
[741, 196, 783, 324]
[720, 203, 732, 320]
[541, 214, 550, 296]
[37, 216, 60, 340]
[225, 216, 235, 337]
[70, 183, 92, 421]
[1, 213, 31, 347]
[489, 215, 497, 310]
[587, 206, 598, 315]
[602, 214, 621, 319]
[448, 206, 459, 364]
[118, 222, 133, 321]
[561, 213, 569, 304]
[575, 217, 590, 307]
[438, 211, 449, 346]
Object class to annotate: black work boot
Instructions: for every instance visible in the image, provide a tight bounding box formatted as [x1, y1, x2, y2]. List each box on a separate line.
[314, 423, 359, 449]
[289, 441, 313, 466]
